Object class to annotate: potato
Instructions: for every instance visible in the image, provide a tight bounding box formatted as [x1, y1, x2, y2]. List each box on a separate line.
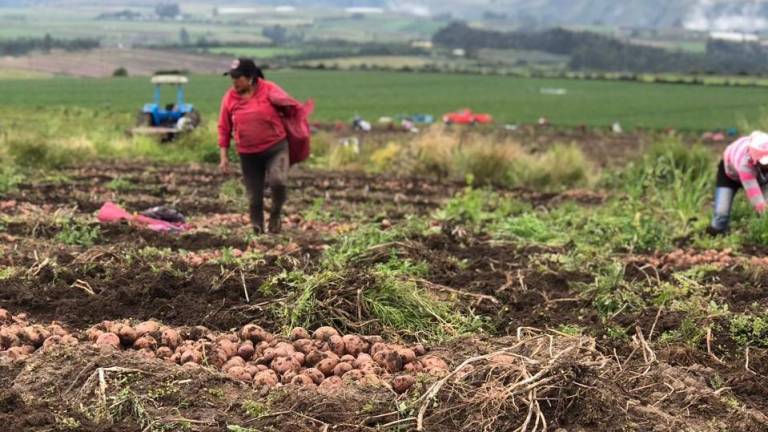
[117, 325, 138, 345]
[340, 354, 356, 363]
[392, 375, 416, 394]
[0, 308, 9, 323]
[291, 352, 305, 366]
[86, 328, 104, 343]
[133, 336, 157, 351]
[317, 358, 339, 376]
[341, 369, 365, 382]
[312, 326, 339, 341]
[328, 335, 346, 356]
[237, 342, 255, 360]
[373, 350, 403, 373]
[370, 342, 387, 356]
[245, 364, 260, 377]
[3, 346, 33, 361]
[420, 356, 448, 372]
[333, 362, 353, 377]
[290, 327, 310, 341]
[281, 371, 298, 384]
[305, 350, 324, 367]
[412, 343, 426, 356]
[180, 350, 201, 365]
[302, 368, 325, 385]
[273, 342, 295, 358]
[156, 347, 173, 359]
[404, 362, 423, 373]
[342, 335, 367, 357]
[42, 335, 61, 351]
[291, 374, 315, 386]
[48, 324, 68, 337]
[210, 349, 229, 368]
[227, 366, 249, 381]
[20, 326, 46, 347]
[271, 356, 301, 375]
[353, 353, 373, 369]
[95, 332, 121, 349]
[256, 364, 269, 372]
[218, 339, 238, 358]
[223, 356, 246, 373]
[185, 326, 210, 341]
[240, 324, 270, 343]
[359, 362, 382, 375]
[397, 348, 416, 364]
[318, 376, 343, 393]
[363, 335, 384, 347]
[183, 362, 201, 370]
[161, 329, 182, 350]
[253, 370, 279, 387]
[0, 329, 20, 349]
[361, 373, 385, 386]
[106, 321, 123, 334]
[60, 334, 79, 346]
[135, 320, 161, 337]
[293, 339, 314, 355]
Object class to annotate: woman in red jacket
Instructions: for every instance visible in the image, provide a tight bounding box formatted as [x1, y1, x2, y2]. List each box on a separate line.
[218, 58, 296, 234]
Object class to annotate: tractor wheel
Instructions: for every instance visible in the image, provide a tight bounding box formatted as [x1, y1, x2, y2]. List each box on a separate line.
[136, 111, 153, 127]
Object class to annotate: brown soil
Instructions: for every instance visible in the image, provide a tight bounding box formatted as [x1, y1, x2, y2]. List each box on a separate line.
[3, 159, 768, 431]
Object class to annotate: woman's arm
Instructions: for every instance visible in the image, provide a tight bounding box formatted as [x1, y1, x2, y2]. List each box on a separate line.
[738, 165, 767, 214]
[217, 96, 232, 172]
[265, 81, 301, 113]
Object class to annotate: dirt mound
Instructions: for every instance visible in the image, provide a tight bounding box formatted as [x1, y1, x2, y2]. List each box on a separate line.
[416, 235, 595, 332]
[1, 260, 287, 330]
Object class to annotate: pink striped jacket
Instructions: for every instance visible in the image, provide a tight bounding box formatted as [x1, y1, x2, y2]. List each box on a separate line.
[724, 136, 766, 213]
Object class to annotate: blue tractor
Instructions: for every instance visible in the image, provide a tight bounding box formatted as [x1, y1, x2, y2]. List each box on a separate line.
[134, 74, 201, 141]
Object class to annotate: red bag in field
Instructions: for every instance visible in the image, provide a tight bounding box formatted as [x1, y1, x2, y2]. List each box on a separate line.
[265, 81, 315, 165]
[284, 99, 315, 165]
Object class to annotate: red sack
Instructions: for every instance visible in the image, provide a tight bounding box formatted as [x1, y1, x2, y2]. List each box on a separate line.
[265, 81, 314, 165]
[284, 99, 314, 165]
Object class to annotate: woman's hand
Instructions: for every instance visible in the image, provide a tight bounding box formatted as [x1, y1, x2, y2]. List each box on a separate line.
[219, 148, 230, 173]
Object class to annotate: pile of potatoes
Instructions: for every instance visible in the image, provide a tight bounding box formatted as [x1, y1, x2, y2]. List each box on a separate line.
[0, 308, 78, 362]
[645, 249, 735, 268]
[86, 321, 448, 394]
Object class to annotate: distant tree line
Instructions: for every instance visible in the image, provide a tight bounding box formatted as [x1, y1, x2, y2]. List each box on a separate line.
[0, 34, 100, 56]
[433, 22, 768, 75]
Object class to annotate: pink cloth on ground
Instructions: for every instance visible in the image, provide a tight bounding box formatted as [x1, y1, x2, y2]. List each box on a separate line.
[97, 202, 188, 232]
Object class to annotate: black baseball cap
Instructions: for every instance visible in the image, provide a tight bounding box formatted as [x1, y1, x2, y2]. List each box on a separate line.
[223, 58, 262, 79]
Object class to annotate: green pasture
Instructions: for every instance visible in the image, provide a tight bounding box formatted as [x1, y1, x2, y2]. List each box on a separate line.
[0, 69, 766, 130]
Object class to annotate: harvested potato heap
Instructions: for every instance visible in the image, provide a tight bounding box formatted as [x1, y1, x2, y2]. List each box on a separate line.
[86, 321, 448, 394]
[0, 308, 78, 362]
[643, 248, 736, 268]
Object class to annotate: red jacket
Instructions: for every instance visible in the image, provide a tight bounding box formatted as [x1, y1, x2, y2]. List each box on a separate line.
[218, 80, 312, 160]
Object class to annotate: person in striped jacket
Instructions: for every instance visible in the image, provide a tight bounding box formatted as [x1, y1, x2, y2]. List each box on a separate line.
[708, 131, 768, 235]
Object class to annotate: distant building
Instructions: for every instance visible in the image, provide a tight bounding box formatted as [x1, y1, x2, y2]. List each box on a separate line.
[709, 32, 759, 43]
[345, 7, 384, 15]
[217, 7, 259, 15]
[411, 40, 434, 49]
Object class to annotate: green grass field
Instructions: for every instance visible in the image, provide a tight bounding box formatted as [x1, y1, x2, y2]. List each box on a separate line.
[1, 70, 767, 130]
